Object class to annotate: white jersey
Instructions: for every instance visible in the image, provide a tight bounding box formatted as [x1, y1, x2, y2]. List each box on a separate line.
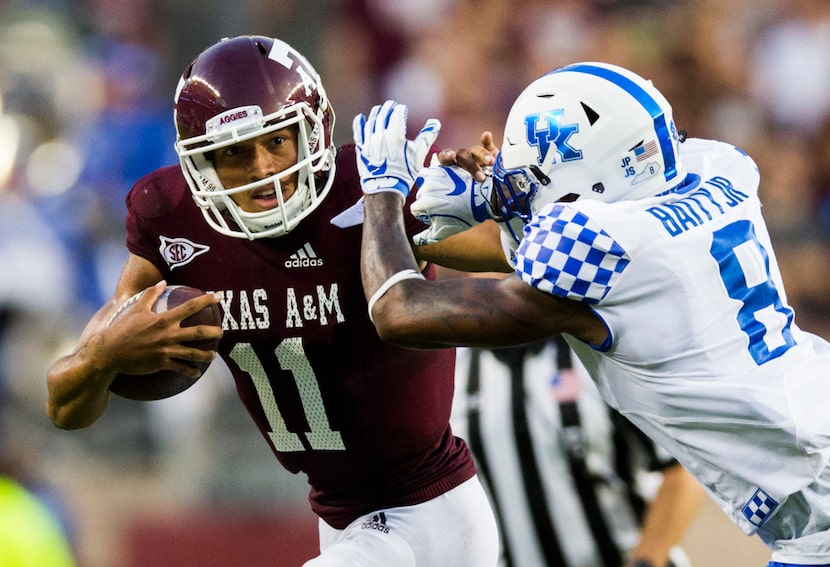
[451, 338, 689, 567]
[514, 138, 830, 562]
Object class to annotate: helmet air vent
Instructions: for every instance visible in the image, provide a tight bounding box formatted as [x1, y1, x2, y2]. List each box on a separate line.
[581, 102, 599, 125]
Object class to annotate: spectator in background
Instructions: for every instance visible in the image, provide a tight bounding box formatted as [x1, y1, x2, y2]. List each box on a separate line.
[816, 116, 830, 240]
[58, 4, 177, 314]
[749, 0, 830, 138]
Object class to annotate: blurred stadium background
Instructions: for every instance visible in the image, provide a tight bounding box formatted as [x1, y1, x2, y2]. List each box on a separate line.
[2, 0, 828, 564]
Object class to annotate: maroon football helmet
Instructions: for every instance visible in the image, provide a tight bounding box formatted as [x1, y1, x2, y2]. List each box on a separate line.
[174, 36, 336, 239]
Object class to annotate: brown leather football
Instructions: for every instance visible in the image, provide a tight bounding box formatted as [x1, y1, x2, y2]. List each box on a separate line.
[108, 285, 221, 401]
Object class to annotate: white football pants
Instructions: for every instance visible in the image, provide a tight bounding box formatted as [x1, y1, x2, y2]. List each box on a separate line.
[303, 476, 499, 567]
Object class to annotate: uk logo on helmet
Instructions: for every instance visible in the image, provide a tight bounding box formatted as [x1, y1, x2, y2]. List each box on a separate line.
[525, 110, 582, 165]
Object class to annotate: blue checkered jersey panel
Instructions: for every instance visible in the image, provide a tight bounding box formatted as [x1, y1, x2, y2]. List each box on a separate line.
[741, 488, 779, 528]
[515, 203, 630, 303]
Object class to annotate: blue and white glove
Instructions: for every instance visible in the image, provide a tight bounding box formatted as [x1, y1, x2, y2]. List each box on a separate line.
[410, 164, 497, 246]
[352, 100, 441, 200]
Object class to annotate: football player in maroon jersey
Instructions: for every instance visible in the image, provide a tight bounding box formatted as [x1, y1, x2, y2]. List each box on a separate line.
[46, 36, 507, 566]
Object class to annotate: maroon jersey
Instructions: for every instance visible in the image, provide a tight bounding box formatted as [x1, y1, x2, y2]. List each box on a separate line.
[125, 145, 475, 528]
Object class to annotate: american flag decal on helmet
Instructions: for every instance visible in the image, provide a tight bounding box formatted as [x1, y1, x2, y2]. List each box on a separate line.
[634, 140, 657, 161]
[635, 140, 659, 161]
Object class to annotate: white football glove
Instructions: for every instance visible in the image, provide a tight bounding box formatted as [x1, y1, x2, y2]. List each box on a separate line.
[410, 164, 498, 246]
[352, 100, 441, 200]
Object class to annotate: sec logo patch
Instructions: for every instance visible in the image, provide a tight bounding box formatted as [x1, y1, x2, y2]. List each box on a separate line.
[159, 235, 210, 269]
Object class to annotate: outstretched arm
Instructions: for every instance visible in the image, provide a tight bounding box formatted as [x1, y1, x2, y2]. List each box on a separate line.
[408, 130, 502, 248]
[361, 191, 604, 348]
[412, 129, 510, 272]
[415, 220, 512, 274]
[354, 101, 606, 348]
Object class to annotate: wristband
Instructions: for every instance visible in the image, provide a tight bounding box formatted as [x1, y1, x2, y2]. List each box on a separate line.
[367, 269, 425, 323]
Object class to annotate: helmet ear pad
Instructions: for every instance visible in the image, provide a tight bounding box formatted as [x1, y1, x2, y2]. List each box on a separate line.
[497, 62, 687, 217]
[173, 36, 337, 239]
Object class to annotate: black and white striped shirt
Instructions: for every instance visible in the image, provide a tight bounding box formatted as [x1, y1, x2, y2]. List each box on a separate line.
[451, 337, 688, 567]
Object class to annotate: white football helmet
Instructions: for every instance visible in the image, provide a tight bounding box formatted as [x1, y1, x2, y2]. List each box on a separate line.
[493, 62, 688, 242]
[174, 36, 336, 239]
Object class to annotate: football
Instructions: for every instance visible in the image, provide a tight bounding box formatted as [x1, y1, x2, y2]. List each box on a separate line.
[107, 285, 221, 401]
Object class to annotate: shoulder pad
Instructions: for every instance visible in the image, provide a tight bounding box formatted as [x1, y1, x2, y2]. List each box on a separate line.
[126, 166, 189, 219]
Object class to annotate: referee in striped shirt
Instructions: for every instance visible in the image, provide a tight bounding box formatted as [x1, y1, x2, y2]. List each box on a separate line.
[451, 336, 704, 567]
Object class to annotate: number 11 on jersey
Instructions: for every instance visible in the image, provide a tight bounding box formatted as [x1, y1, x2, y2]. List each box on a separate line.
[229, 338, 346, 451]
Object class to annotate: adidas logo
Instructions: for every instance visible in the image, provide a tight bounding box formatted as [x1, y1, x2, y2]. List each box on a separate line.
[360, 512, 390, 534]
[285, 243, 323, 268]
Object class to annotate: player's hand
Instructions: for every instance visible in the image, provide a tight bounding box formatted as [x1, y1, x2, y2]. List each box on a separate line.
[101, 283, 219, 377]
[410, 165, 497, 246]
[352, 100, 441, 200]
[436, 130, 499, 182]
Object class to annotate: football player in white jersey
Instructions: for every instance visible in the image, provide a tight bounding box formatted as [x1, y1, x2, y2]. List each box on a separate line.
[353, 63, 830, 567]
[452, 335, 703, 567]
